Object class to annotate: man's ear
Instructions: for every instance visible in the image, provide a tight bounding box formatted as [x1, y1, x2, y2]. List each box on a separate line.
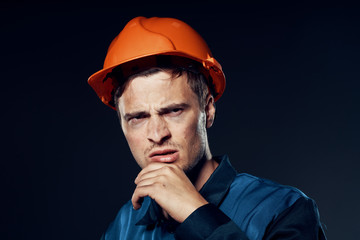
[205, 95, 216, 128]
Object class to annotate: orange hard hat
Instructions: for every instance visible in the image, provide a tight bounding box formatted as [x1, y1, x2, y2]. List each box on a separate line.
[88, 16, 226, 110]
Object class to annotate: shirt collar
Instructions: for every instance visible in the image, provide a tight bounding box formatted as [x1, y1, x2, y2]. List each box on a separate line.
[135, 155, 237, 226]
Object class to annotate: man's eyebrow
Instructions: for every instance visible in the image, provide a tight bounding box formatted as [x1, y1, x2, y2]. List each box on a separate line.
[123, 103, 190, 120]
[123, 111, 149, 121]
[158, 103, 190, 113]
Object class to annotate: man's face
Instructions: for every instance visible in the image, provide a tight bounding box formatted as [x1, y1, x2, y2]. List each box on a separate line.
[117, 71, 213, 171]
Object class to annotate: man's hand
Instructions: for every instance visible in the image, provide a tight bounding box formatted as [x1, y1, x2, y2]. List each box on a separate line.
[132, 162, 208, 223]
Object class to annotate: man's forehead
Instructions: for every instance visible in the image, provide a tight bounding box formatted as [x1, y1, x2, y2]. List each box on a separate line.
[118, 71, 196, 112]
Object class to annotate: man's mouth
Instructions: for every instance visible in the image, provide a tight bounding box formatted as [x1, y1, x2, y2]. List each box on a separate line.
[149, 149, 179, 163]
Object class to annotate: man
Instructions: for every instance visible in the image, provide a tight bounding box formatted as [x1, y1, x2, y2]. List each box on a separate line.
[88, 17, 327, 239]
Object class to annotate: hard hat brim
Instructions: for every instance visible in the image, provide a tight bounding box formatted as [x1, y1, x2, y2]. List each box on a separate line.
[88, 50, 225, 110]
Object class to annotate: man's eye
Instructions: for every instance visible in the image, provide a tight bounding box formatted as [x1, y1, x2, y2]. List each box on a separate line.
[129, 115, 145, 124]
[167, 108, 183, 116]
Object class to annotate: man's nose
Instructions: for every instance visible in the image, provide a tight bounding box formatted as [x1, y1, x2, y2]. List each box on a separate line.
[147, 116, 171, 144]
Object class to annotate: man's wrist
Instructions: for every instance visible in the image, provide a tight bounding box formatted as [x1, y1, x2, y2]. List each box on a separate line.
[177, 197, 208, 223]
[175, 203, 231, 239]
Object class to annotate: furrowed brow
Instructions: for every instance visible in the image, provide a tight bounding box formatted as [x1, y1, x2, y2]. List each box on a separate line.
[123, 111, 149, 121]
[158, 103, 190, 114]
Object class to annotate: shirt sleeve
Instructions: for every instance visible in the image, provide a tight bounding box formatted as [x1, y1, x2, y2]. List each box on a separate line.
[263, 197, 327, 240]
[174, 203, 249, 240]
[175, 197, 327, 240]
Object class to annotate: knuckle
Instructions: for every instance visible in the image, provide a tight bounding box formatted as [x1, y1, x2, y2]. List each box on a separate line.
[158, 174, 167, 182]
[155, 181, 166, 189]
[161, 165, 174, 173]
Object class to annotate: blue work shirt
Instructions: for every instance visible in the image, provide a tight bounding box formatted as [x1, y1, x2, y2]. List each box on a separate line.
[102, 155, 326, 240]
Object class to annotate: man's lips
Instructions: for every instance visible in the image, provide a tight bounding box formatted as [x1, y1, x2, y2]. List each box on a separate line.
[149, 149, 179, 163]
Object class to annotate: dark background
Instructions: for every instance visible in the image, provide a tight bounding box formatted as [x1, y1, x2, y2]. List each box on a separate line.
[2, 1, 359, 239]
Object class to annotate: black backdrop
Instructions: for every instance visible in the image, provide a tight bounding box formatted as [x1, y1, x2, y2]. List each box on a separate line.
[2, 1, 359, 239]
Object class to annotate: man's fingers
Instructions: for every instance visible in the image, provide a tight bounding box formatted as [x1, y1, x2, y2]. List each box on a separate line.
[131, 163, 208, 222]
[135, 163, 177, 184]
[135, 162, 170, 179]
[135, 175, 162, 187]
[132, 164, 170, 210]
[131, 183, 160, 210]
[132, 186, 147, 210]
[134, 168, 159, 184]
[131, 194, 143, 210]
